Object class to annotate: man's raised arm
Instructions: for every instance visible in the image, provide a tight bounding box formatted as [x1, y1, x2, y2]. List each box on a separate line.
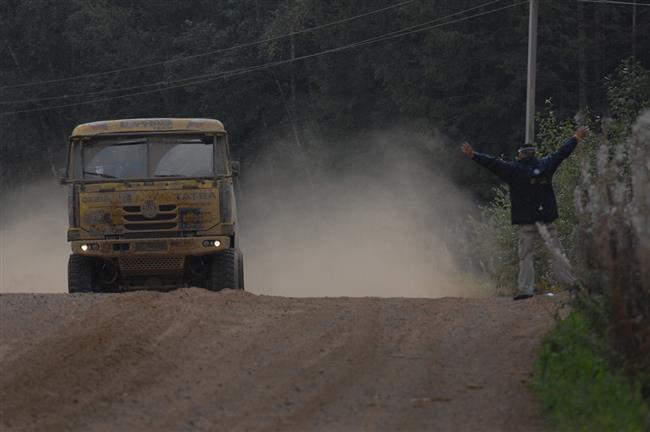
[542, 126, 589, 172]
[461, 142, 515, 183]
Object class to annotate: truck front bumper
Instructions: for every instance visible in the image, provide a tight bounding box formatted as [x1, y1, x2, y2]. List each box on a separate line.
[70, 236, 231, 257]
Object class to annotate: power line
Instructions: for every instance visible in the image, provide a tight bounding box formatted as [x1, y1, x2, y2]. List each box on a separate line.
[1, 1, 525, 116]
[577, 0, 650, 6]
[0, 0, 418, 91]
[342, 0, 506, 46]
[1, 0, 505, 105]
[0, 1, 527, 117]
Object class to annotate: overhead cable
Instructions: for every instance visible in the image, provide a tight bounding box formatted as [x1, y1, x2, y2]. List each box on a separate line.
[577, 0, 650, 6]
[1, 0, 504, 105]
[0, 0, 418, 90]
[0, 1, 527, 117]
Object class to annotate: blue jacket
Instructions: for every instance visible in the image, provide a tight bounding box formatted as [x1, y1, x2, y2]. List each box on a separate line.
[472, 137, 578, 225]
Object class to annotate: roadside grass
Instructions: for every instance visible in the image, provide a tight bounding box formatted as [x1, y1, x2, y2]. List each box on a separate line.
[534, 309, 649, 432]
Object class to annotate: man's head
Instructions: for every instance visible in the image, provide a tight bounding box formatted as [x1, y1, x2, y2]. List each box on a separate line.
[516, 144, 536, 160]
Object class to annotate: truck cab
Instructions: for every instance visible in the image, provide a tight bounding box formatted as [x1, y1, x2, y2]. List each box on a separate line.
[63, 118, 243, 292]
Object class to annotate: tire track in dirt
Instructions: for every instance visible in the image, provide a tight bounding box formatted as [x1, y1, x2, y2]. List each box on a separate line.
[0, 290, 563, 431]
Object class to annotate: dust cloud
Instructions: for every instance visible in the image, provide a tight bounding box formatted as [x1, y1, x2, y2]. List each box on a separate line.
[0, 181, 68, 293]
[0, 128, 489, 297]
[240, 128, 488, 298]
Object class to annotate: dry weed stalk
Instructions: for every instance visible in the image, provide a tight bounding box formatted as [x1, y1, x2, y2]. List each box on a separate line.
[575, 110, 650, 370]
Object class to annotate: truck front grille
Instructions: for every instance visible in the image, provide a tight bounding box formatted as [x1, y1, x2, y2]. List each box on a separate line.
[122, 204, 178, 231]
[123, 204, 177, 213]
[118, 255, 185, 275]
[120, 231, 197, 239]
[124, 222, 177, 230]
[123, 214, 176, 222]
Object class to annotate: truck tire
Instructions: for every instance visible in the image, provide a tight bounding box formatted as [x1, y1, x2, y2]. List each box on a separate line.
[207, 249, 241, 291]
[237, 250, 245, 290]
[68, 254, 94, 293]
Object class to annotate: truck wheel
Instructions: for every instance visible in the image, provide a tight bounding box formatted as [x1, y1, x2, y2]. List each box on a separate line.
[68, 254, 94, 293]
[207, 249, 240, 291]
[237, 250, 245, 290]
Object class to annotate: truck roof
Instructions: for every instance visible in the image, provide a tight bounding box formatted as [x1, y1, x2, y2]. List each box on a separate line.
[71, 118, 225, 137]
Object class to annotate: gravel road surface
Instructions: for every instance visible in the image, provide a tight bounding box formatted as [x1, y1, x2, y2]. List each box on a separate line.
[0, 289, 562, 431]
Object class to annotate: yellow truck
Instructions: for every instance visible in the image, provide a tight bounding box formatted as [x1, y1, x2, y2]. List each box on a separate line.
[62, 118, 244, 292]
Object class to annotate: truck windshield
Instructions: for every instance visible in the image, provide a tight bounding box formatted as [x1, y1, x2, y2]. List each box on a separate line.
[75, 134, 227, 180]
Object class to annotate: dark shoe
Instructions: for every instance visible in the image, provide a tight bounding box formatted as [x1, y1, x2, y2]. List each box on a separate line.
[568, 284, 580, 294]
[513, 294, 534, 301]
[567, 284, 581, 300]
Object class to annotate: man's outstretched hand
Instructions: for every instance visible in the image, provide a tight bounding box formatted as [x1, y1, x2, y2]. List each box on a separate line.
[461, 142, 475, 159]
[574, 126, 589, 141]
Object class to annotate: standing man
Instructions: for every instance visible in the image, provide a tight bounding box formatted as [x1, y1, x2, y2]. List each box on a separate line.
[461, 127, 588, 300]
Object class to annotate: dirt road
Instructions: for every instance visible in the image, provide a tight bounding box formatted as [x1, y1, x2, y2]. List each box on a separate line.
[0, 289, 561, 431]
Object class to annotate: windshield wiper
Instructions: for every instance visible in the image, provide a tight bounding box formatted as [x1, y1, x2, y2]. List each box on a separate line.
[154, 174, 186, 178]
[83, 170, 117, 179]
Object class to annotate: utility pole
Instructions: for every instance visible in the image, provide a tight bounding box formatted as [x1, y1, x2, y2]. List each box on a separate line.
[578, 1, 588, 111]
[632, 0, 637, 59]
[525, 0, 539, 145]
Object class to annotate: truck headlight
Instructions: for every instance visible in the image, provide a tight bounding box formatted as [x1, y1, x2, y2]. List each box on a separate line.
[81, 244, 89, 252]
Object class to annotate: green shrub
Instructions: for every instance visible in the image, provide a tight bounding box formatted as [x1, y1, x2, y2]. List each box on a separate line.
[534, 310, 649, 432]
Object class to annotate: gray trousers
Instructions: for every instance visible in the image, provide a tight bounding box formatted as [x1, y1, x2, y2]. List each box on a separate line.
[517, 223, 576, 295]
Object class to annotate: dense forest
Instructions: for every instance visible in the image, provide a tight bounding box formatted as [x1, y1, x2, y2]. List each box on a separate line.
[1, 0, 649, 192]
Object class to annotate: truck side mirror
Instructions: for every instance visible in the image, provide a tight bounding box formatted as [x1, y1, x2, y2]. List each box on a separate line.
[57, 168, 67, 184]
[231, 161, 240, 177]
